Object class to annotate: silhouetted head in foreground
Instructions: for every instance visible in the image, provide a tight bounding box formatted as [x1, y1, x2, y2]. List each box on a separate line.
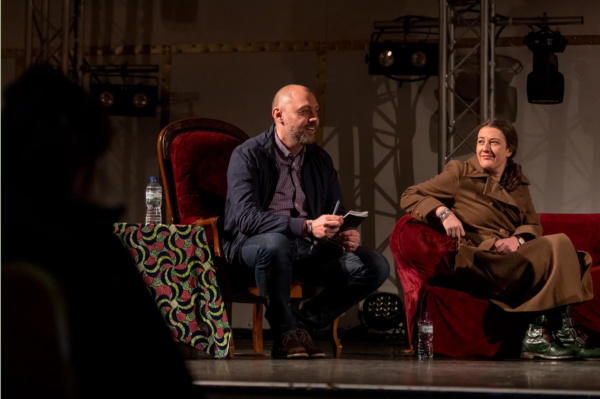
[2, 64, 111, 205]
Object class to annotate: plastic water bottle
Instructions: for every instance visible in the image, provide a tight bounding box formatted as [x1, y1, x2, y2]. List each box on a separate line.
[417, 311, 433, 360]
[145, 176, 162, 225]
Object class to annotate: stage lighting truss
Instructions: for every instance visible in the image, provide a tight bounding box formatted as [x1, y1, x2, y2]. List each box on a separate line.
[24, 0, 86, 83]
[438, 1, 497, 172]
[87, 64, 160, 117]
[366, 15, 440, 85]
[372, 5, 583, 172]
[360, 292, 406, 332]
[436, 3, 583, 173]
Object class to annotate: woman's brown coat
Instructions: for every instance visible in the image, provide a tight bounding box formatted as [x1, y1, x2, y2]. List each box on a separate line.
[401, 156, 593, 312]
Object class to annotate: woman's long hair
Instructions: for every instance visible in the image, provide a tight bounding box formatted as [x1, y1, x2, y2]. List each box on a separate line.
[475, 118, 521, 191]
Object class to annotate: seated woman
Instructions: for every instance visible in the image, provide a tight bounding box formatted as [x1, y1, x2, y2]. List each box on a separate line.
[401, 118, 598, 360]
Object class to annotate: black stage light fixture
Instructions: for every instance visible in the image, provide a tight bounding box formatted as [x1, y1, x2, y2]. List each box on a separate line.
[367, 41, 439, 77]
[360, 292, 405, 331]
[524, 30, 568, 104]
[90, 83, 158, 117]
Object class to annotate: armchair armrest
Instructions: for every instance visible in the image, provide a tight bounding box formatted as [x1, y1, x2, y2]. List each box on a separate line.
[392, 215, 456, 287]
[539, 213, 600, 267]
[391, 215, 459, 350]
[193, 217, 222, 258]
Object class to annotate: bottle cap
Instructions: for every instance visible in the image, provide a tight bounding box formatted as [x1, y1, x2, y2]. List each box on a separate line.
[150, 176, 158, 182]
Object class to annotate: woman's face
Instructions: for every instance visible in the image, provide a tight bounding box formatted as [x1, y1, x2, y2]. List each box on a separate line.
[476, 127, 513, 174]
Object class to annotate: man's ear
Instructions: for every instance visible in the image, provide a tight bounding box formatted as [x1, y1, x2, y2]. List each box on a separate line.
[272, 107, 284, 123]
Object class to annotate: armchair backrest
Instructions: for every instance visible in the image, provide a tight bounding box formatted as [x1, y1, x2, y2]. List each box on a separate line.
[158, 118, 249, 225]
[539, 213, 600, 266]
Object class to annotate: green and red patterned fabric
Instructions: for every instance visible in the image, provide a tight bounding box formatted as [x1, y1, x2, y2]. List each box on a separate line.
[113, 223, 230, 358]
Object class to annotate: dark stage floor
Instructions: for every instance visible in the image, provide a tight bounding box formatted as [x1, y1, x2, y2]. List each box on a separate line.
[185, 338, 600, 398]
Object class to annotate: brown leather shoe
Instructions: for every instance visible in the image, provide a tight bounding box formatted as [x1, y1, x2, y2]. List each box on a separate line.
[296, 329, 325, 358]
[271, 330, 308, 359]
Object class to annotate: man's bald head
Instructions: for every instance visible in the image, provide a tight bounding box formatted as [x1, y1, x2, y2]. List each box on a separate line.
[271, 84, 314, 111]
[271, 84, 319, 147]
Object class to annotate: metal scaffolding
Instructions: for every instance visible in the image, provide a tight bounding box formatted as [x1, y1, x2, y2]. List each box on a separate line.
[437, 0, 583, 172]
[24, 0, 85, 83]
[438, 0, 495, 173]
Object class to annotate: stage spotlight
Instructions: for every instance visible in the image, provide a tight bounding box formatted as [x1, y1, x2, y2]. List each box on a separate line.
[91, 83, 158, 117]
[524, 30, 568, 104]
[133, 92, 149, 108]
[360, 292, 405, 331]
[367, 41, 438, 77]
[411, 51, 428, 68]
[99, 91, 114, 107]
[378, 50, 395, 67]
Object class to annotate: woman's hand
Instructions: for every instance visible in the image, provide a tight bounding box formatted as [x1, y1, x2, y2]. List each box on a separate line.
[494, 237, 520, 255]
[436, 206, 464, 238]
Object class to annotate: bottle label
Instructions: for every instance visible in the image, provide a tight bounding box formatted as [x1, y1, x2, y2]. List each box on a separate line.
[419, 325, 433, 334]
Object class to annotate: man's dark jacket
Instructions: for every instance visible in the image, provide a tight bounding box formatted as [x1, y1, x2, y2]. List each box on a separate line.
[223, 124, 346, 263]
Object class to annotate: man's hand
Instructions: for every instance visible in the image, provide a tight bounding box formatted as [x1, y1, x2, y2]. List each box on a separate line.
[336, 229, 360, 253]
[494, 237, 520, 255]
[311, 215, 343, 239]
[436, 206, 465, 238]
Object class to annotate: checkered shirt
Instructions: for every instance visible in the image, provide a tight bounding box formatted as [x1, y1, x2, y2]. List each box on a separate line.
[267, 130, 308, 219]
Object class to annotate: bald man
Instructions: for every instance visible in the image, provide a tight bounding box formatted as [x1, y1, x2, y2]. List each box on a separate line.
[223, 85, 389, 359]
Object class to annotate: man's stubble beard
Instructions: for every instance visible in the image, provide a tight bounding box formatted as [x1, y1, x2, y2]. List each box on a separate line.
[284, 123, 315, 145]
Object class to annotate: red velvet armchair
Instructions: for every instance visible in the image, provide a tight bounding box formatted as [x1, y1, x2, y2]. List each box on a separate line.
[390, 213, 600, 358]
[157, 118, 342, 358]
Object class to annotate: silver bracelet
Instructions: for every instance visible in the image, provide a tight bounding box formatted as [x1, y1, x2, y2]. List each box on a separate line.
[438, 207, 452, 221]
[307, 220, 313, 236]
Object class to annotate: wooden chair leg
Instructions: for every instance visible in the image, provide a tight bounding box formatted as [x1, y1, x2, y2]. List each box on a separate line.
[252, 302, 264, 355]
[331, 317, 342, 358]
[226, 301, 234, 359]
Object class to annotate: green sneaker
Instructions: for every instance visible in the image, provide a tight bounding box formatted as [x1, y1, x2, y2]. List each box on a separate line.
[555, 317, 600, 361]
[521, 315, 575, 360]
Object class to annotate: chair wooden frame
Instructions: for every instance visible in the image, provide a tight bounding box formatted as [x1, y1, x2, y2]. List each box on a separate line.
[158, 117, 342, 359]
[158, 117, 249, 225]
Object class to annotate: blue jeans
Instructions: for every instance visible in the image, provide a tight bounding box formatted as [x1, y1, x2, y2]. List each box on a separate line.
[239, 233, 390, 336]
